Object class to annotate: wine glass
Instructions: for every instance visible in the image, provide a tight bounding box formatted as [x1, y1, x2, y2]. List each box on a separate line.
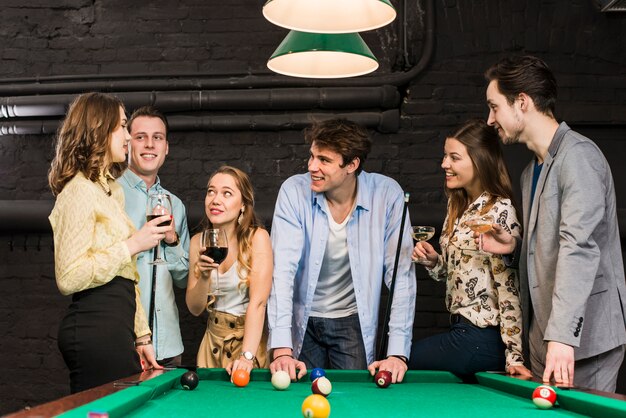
[146, 193, 172, 265]
[202, 228, 228, 296]
[411, 226, 436, 264]
[465, 214, 495, 253]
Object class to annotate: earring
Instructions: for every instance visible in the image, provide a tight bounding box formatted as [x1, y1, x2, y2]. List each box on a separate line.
[238, 207, 245, 225]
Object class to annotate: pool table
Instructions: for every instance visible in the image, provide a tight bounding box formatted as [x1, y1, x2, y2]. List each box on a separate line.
[37, 369, 626, 418]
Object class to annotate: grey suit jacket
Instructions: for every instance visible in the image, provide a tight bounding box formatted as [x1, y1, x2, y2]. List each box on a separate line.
[518, 122, 626, 360]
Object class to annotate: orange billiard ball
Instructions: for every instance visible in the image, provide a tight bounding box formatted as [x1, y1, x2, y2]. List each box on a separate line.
[232, 369, 250, 387]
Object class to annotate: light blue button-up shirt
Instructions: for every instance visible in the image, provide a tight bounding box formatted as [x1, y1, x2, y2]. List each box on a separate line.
[118, 169, 190, 360]
[267, 171, 416, 364]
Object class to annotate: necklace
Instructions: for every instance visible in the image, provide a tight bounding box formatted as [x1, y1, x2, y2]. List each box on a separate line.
[97, 180, 112, 196]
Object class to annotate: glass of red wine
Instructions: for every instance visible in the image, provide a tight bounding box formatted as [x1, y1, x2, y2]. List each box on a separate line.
[202, 228, 228, 296]
[146, 193, 172, 265]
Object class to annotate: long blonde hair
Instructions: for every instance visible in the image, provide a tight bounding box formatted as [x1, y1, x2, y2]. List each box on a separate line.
[48, 92, 124, 196]
[201, 166, 263, 290]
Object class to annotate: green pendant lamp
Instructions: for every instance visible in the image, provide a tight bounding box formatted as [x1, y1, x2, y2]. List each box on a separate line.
[267, 31, 379, 79]
[263, 0, 396, 33]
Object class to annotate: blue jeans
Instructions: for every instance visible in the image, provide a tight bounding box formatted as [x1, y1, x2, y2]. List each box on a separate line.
[408, 321, 505, 380]
[299, 314, 367, 369]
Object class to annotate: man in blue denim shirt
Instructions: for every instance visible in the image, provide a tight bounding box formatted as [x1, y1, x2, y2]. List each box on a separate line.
[268, 119, 416, 384]
[118, 106, 190, 367]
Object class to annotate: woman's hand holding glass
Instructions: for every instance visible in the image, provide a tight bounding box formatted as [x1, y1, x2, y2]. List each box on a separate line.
[412, 241, 438, 268]
[195, 247, 220, 281]
[125, 214, 173, 257]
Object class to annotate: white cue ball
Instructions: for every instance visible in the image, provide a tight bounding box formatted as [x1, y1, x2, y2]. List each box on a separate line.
[271, 370, 291, 390]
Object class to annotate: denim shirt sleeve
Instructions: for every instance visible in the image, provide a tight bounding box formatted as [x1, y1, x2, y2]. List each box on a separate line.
[267, 178, 307, 350]
[380, 185, 417, 359]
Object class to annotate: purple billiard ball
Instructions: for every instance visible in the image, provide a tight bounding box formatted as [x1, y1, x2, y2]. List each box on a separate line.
[375, 370, 392, 388]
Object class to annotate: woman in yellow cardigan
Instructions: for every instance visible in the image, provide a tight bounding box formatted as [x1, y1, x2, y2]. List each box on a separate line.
[48, 92, 166, 393]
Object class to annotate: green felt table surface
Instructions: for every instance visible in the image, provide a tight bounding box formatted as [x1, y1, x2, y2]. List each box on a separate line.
[57, 369, 626, 418]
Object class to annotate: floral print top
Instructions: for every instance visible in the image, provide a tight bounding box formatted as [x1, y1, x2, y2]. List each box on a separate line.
[428, 192, 524, 369]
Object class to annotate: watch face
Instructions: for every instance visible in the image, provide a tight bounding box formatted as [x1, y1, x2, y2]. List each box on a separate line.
[242, 351, 254, 360]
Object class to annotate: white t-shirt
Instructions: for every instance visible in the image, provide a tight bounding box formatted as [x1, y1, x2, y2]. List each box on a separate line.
[310, 212, 357, 318]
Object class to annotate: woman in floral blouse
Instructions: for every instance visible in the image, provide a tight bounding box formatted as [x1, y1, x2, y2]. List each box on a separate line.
[408, 119, 532, 379]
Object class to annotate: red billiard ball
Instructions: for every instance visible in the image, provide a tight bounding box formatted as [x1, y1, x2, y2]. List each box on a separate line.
[374, 370, 392, 388]
[232, 369, 250, 387]
[180, 371, 199, 390]
[311, 376, 332, 397]
[532, 385, 557, 409]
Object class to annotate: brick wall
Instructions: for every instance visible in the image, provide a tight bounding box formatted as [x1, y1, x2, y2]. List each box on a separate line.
[1, 0, 626, 414]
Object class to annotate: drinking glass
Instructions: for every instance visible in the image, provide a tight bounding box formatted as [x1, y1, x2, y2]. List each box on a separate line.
[146, 193, 172, 265]
[465, 214, 495, 253]
[411, 226, 436, 264]
[202, 228, 228, 296]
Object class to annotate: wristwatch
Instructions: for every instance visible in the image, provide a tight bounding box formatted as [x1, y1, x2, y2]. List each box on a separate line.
[240, 351, 255, 361]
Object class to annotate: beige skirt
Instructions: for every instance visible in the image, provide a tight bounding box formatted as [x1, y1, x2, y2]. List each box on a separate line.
[197, 309, 268, 369]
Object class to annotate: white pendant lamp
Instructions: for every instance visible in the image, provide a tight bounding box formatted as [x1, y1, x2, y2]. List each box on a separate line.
[263, 0, 397, 34]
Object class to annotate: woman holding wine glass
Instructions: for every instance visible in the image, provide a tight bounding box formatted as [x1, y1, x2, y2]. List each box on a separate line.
[186, 166, 273, 373]
[48, 93, 166, 393]
[408, 119, 531, 379]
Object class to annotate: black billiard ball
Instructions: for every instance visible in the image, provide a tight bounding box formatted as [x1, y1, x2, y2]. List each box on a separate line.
[180, 371, 199, 390]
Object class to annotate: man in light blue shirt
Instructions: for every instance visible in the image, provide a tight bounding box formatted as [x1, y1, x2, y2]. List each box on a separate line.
[118, 106, 190, 367]
[268, 119, 416, 384]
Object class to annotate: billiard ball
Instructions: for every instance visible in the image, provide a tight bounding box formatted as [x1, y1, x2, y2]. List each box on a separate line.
[271, 370, 291, 390]
[374, 370, 392, 388]
[301, 394, 331, 418]
[532, 385, 557, 409]
[180, 371, 199, 390]
[311, 376, 332, 397]
[232, 369, 250, 387]
[310, 367, 326, 381]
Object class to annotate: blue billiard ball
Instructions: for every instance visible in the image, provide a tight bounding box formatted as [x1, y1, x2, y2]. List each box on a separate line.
[310, 367, 326, 381]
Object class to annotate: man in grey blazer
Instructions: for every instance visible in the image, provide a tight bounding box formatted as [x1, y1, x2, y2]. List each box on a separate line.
[480, 55, 626, 392]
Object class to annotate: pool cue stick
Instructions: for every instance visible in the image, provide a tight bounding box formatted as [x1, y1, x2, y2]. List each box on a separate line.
[148, 248, 157, 332]
[377, 192, 410, 360]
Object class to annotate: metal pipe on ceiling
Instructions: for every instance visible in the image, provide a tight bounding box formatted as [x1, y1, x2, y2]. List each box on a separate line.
[0, 110, 400, 136]
[0, 86, 400, 119]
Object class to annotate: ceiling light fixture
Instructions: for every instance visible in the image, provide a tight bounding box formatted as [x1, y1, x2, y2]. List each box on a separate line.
[262, 0, 396, 33]
[267, 31, 379, 79]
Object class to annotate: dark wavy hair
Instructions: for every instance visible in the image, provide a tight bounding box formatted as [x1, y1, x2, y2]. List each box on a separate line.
[304, 118, 372, 175]
[484, 55, 557, 117]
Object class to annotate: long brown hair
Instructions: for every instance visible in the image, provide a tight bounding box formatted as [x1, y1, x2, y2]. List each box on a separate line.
[48, 92, 125, 196]
[443, 119, 516, 235]
[201, 166, 263, 288]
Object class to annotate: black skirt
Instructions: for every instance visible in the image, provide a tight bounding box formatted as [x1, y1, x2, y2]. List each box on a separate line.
[58, 277, 142, 393]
